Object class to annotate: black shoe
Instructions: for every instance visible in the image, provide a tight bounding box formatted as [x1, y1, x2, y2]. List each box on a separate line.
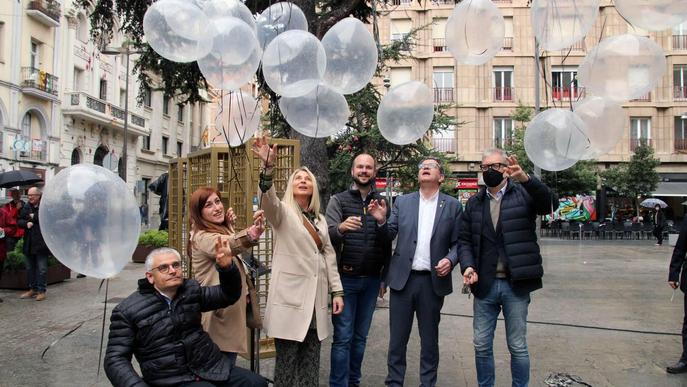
[76, 274, 86, 278]
[667, 360, 687, 374]
[0, 297, 3, 303]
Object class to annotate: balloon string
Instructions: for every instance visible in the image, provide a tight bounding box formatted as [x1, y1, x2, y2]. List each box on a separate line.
[96, 278, 109, 379]
[41, 320, 86, 361]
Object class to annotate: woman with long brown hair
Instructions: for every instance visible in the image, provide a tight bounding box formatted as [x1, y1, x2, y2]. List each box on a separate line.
[188, 186, 265, 368]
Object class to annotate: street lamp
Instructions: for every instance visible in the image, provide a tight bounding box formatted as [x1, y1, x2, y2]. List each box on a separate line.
[101, 41, 144, 182]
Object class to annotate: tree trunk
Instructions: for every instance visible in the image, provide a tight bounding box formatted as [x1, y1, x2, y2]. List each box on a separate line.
[291, 130, 330, 212]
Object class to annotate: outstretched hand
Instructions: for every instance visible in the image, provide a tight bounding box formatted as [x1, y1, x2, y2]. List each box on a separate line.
[251, 135, 278, 168]
[503, 155, 529, 183]
[214, 237, 234, 269]
[248, 210, 266, 240]
[368, 199, 388, 224]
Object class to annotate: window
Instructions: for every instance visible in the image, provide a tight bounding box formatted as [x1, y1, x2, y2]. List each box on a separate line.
[503, 17, 513, 50]
[390, 67, 411, 88]
[30, 41, 40, 69]
[433, 67, 454, 103]
[390, 18, 411, 51]
[432, 18, 447, 52]
[493, 67, 514, 101]
[177, 141, 183, 156]
[675, 117, 687, 151]
[493, 117, 513, 148]
[22, 112, 32, 137]
[119, 89, 126, 107]
[143, 85, 152, 108]
[630, 117, 651, 150]
[142, 135, 151, 151]
[99, 79, 107, 101]
[673, 22, 687, 50]
[162, 136, 169, 154]
[674, 65, 687, 100]
[73, 67, 84, 91]
[551, 66, 580, 101]
[177, 104, 184, 123]
[71, 148, 81, 165]
[163, 96, 170, 115]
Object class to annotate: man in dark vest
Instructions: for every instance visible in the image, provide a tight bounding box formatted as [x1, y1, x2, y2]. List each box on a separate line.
[325, 153, 390, 387]
[459, 148, 555, 387]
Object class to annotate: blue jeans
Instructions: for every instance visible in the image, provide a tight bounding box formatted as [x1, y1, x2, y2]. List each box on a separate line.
[25, 253, 48, 293]
[473, 279, 530, 387]
[330, 275, 380, 387]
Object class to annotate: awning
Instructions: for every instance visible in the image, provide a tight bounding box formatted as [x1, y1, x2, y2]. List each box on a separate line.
[651, 182, 687, 197]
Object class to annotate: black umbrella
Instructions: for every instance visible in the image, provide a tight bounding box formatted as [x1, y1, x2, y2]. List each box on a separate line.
[0, 170, 43, 188]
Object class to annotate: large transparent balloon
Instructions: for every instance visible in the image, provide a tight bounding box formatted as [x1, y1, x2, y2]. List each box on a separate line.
[215, 91, 261, 147]
[524, 109, 586, 171]
[262, 30, 326, 97]
[445, 0, 504, 65]
[40, 165, 141, 279]
[321, 18, 378, 95]
[531, 0, 599, 51]
[143, 0, 214, 63]
[573, 97, 625, 159]
[198, 17, 261, 91]
[278, 84, 350, 138]
[256, 2, 308, 50]
[577, 34, 666, 102]
[377, 81, 434, 145]
[200, 0, 256, 33]
[615, 0, 687, 32]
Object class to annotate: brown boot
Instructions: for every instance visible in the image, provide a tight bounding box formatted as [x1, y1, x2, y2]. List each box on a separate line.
[20, 290, 37, 299]
[35, 292, 46, 301]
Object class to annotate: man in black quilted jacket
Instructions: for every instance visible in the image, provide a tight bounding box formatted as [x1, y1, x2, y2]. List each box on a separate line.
[459, 148, 554, 387]
[104, 247, 267, 387]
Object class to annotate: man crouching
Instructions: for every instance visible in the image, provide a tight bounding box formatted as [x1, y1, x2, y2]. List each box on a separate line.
[104, 247, 266, 387]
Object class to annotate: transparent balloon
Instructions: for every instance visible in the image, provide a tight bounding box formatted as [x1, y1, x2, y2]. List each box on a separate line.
[143, 0, 214, 63]
[524, 109, 586, 171]
[321, 18, 378, 95]
[445, 0, 504, 65]
[531, 0, 599, 51]
[39, 165, 141, 279]
[377, 81, 434, 145]
[262, 30, 326, 97]
[214, 90, 261, 147]
[615, 0, 687, 32]
[198, 17, 261, 91]
[200, 0, 256, 33]
[573, 97, 626, 159]
[278, 84, 350, 138]
[578, 34, 666, 102]
[256, 2, 309, 50]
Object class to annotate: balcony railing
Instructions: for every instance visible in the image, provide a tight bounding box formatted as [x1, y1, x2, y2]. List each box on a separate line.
[673, 35, 687, 50]
[65, 92, 146, 132]
[27, 0, 61, 26]
[503, 37, 513, 50]
[630, 138, 652, 151]
[495, 138, 514, 148]
[433, 0, 454, 4]
[432, 137, 456, 153]
[675, 138, 687, 151]
[391, 0, 412, 5]
[552, 86, 584, 101]
[17, 139, 47, 161]
[434, 87, 454, 103]
[433, 38, 447, 52]
[493, 87, 514, 101]
[21, 67, 59, 96]
[675, 86, 687, 100]
[566, 40, 586, 51]
[630, 92, 651, 102]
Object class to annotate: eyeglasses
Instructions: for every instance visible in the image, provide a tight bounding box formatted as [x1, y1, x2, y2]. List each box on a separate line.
[479, 163, 507, 172]
[150, 261, 181, 274]
[417, 162, 440, 170]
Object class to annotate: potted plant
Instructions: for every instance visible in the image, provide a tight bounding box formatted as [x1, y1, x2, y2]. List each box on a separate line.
[0, 240, 71, 290]
[132, 229, 169, 263]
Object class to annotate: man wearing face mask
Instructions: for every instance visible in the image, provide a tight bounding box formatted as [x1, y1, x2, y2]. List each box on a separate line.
[458, 148, 555, 387]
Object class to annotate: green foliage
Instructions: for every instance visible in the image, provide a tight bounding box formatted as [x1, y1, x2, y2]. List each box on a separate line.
[4, 240, 60, 271]
[601, 143, 660, 216]
[138, 229, 169, 248]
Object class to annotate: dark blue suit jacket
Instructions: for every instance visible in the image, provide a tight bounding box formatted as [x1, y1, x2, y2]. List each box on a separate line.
[379, 191, 462, 297]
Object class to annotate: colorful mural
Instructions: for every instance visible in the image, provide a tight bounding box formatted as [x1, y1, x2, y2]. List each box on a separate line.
[547, 195, 597, 222]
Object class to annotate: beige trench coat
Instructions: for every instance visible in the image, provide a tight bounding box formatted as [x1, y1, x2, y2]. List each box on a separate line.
[261, 186, 343, 342]
[191, 229, 255, 353]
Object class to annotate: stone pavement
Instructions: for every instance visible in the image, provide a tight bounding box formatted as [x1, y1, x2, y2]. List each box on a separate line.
[0, 239, 685, 387]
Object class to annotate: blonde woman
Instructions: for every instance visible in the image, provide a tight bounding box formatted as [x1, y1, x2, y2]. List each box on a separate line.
[252, 136, 344, 387]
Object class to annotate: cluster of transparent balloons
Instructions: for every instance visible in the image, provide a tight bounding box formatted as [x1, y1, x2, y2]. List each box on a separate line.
[144, 1, 381, 140]
[521, 0, 687, 171]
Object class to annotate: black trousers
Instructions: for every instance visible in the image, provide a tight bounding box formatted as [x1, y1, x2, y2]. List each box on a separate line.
[177, 367, 267, 387]
[654, 226, 665, 244]
[682, 293, 687, 361]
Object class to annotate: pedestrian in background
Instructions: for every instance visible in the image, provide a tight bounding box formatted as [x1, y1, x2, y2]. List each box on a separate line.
[668, 220, 687, 374]
[3, 188, 24, 254]
[654, 204, 666, 246]
[17, 187, 50, 301]
[0, 205, 17, 302]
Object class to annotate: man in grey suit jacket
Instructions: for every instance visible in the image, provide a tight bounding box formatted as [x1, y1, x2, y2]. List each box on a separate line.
[369, 158, 462, 387]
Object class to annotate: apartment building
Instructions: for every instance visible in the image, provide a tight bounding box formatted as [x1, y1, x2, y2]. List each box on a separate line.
[378, 0, 687, 198]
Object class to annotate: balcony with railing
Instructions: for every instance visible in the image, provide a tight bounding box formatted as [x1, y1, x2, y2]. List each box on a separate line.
[21, 67, 59, 99]
[630, 92, 651, 102]
[673, 35, 687, 50]
[433, 0, 454, 4]
[26, 0, 61, 27]
[63, 92, 148, 136]
[675, 138, 687, 151]
[493, 87, 514, 102]
[675, 86, 687, 101]
[391, 0, 412, 5]
[434, 88, 454, 103]
[565, 40, 586, 51]
[433, 38, 447, 52]
[630, 138, 652, 151]
[552, 86, 584, 101]
[432, 137, 456, 153]
[494, 138, 514, 148]
[502, 37, 513, 50]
